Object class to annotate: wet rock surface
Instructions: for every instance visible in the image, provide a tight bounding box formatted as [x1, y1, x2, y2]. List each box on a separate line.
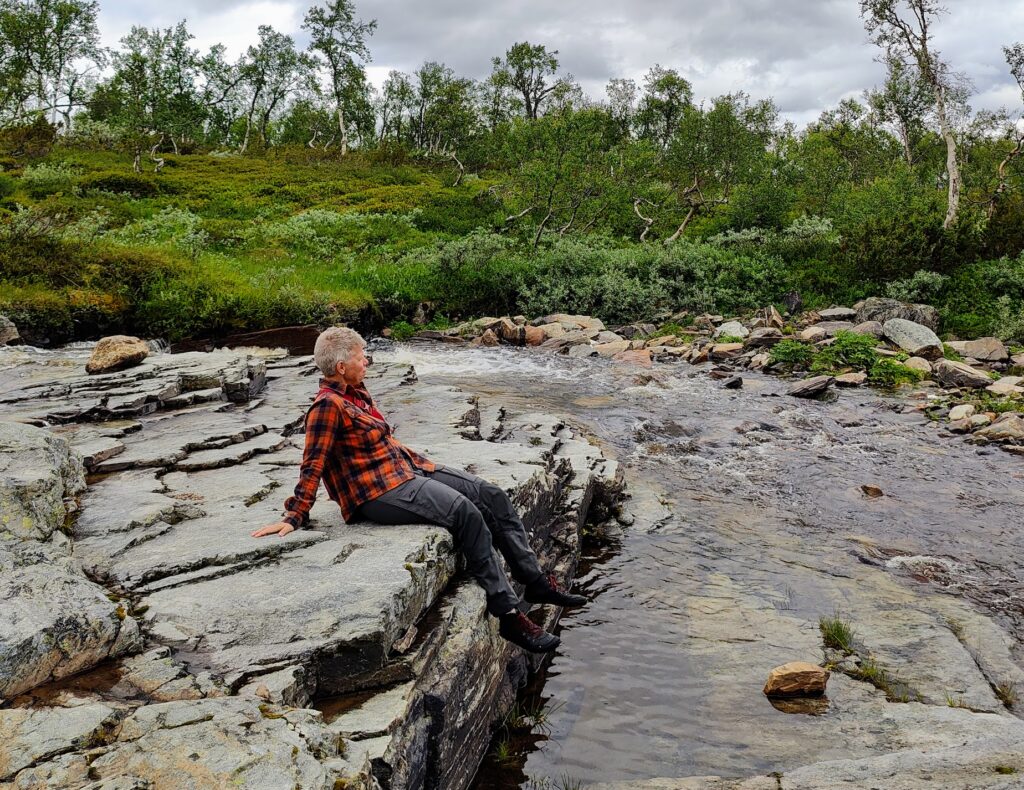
[385, 346, 1024, 790]
[0, 342, 618, 790]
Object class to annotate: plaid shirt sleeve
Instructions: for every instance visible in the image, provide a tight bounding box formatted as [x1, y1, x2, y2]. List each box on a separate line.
[282, 398, 340, 528]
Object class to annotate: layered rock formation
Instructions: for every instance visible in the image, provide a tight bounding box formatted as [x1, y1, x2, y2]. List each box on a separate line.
[0, 343, 619, 789]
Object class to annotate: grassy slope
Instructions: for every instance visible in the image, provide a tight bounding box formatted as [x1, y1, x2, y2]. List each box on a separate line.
[0, 147, 498, 342]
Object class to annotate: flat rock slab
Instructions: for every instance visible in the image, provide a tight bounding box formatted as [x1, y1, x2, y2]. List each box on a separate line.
[5, 697, 341, 789]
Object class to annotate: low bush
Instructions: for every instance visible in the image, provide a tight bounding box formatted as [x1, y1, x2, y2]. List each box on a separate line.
[868, 358, 924, 388]
[811, 331, 880, 373]
[20, 161, 77, 198]
[79, 171, 159, 198]
[770, 338, 815, 368]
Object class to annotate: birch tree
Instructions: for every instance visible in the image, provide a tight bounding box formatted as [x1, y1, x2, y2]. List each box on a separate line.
[861, 0, 966, 228]
[302, 0, 375, 155]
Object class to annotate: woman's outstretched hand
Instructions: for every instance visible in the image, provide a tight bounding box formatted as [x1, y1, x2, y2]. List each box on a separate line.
[251, 521, 295, 538]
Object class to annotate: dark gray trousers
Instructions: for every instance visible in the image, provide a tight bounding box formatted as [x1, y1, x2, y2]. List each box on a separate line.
[356, 465, 543, 616]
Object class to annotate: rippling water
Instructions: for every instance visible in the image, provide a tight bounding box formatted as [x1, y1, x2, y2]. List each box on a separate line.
[385, 343, 1024, 787]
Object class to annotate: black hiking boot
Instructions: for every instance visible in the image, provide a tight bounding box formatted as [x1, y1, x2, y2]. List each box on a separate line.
[524, 572, 588, 608]
[498, 611, 560, 653]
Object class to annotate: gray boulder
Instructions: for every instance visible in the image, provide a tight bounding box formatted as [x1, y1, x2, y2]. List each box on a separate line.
[857, 297, 939, 331]
[850, 320, 884, 338]
[883, 319, 943, 360]
[944, 338, 1008, 363]
[0, 314, 19, 345]
[788, 375, 834, 398]
[714, 320, 749, 339]
[811, 321, 854, 336]
[0, 422, 86, 542]
[932, 359, 993, 389]
[818, 307, 857, 321]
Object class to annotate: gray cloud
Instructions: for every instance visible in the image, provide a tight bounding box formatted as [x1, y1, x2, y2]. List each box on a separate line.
[97, 0, 1024, 125]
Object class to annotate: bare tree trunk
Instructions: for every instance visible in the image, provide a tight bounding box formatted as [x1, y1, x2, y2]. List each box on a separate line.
[666, 206, 697, 243]
[450, 152, 465, 187]
[504, 205, 535, 225]
[240, 115, 252, 154]
[633, 198, 655, 242]
[132, 146, 142, 174]
[987, 134, 1024, 219]
[150, 136, 166, 173]
[308, 129, 320, 148]
[337, 106, 348, 156]
[934, 89, 960, 229]
[533, 210, 552, 248]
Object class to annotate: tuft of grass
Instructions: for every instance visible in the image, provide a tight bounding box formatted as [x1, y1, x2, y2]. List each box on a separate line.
[716, 334, 746, 344]
[810, 331, 880, 373]
[943, 343, 964, 362]
[945, 693, 969, 708]
[994, 765, 1018, 775]
[819, 613, 856, 653]
[994, 680, 1019, 707]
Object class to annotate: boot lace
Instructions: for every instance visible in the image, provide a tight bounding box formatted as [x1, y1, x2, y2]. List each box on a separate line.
[516, 612, 544, 638]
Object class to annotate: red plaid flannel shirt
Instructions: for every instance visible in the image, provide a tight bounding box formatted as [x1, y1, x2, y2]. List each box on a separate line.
[282, 378, 435, 526]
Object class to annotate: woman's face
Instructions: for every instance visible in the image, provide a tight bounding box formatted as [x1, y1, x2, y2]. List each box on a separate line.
[339, 347, 371, 387]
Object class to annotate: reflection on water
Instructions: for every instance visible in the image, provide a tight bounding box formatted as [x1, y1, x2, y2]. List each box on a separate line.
[384, 344, 1024, 788]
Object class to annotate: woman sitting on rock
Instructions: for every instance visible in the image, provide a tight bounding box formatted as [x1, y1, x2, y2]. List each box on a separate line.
[253, 326, 584, 652]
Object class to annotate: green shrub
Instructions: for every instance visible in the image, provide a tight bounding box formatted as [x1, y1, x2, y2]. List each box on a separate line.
[811, 331, 880, 373]
[20, 162, 77, 198]
[770, 338, 815, 368]
[885, 270, 949, 303]
[79, 171, 159, 198]
[868, 358, 924, 388]
[0, 173, 15, 199]
[0, 282, 74, 344]
[389, 320, 417, 340]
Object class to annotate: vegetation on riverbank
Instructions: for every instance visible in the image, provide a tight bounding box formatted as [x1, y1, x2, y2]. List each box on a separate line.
[3, 0, 1024, 344]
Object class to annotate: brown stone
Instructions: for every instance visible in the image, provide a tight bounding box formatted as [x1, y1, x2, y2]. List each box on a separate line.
[612, 349, 652, 367]
[710, 342, 744, 360]
[86, 335, 151, 375]
[470, 329, 500, 347]
[835, 372, 867, 387]
[944, 337, 1008, 363]
[974, 413, 1024, 443]
[788, 375, 834, 398]
[932, 359, 993, 389]
[763, 661, 830, 698]
[595, 340, 632, 357]
[524, 325, 545, 346]
[861, 484, 884, 498]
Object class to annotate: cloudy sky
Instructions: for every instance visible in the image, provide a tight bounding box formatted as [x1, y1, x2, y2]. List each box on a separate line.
[96, 0, 1024, 128]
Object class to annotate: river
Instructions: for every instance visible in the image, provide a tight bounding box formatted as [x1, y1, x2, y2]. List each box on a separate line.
[387, 342, 1024, 788]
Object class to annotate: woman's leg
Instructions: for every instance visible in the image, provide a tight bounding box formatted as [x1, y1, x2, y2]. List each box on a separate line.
[357, 477, 521, 617]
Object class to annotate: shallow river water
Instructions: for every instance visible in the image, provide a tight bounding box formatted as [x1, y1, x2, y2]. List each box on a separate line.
[387, 343, 1024, 788]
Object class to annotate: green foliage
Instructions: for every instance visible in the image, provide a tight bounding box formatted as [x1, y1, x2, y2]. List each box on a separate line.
[868, 358, 924, 388]
[770, 338, 815, 368]
[810, 331, 880, 373]
[0, 173, 15, 199]
[20, 161, 78, 198]
[943, 343, 964, 361]
[79, 170, 159, 197]
[819, 614, 855, 653]
[885, 270, 949, 303]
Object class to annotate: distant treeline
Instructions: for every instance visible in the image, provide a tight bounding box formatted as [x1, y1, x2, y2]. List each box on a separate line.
[2, 1, 1024, 345]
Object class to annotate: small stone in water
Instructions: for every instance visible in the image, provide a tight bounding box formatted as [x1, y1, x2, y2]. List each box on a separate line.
[763, 661, 830, 698]
[861, 485, 884, 498]
[722, 376, 743, 389]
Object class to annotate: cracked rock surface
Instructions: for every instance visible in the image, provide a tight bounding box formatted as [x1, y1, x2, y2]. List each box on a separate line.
[0, 342, 618, 789]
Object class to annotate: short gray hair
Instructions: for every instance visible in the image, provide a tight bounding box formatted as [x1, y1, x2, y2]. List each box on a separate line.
[313, 327, 365, 376]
